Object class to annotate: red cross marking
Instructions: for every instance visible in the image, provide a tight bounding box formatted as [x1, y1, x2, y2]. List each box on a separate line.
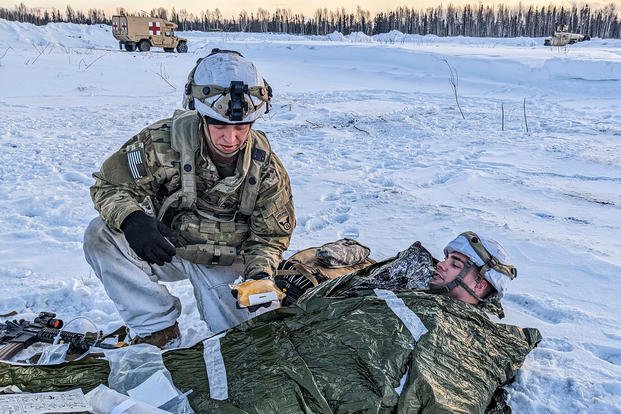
[148, 21, 161, 35]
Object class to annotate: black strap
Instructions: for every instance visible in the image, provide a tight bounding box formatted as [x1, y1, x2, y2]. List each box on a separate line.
[456, 277, 484, 302]
[208, 48, 244, 58]
[428, 260, 483, 302]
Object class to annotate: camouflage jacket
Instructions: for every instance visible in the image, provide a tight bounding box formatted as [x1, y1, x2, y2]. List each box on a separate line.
[90, 114, 295, 277]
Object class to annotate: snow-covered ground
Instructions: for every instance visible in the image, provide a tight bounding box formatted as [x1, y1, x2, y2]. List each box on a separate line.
[1, 19, 620, 413]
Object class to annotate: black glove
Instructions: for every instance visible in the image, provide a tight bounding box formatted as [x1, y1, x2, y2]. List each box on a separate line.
[275, 274, 314, 306]
[230, 273, 278, 312]
[121, 211, 176, 266]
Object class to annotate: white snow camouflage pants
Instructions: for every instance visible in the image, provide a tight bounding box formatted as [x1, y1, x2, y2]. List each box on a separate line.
[83, 217, 270, 337]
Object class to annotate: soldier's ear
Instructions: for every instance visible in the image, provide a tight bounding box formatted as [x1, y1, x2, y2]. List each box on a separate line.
[474, 278, 493, 297]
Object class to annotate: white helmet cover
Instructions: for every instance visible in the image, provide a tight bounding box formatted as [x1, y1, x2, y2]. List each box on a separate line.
[444, 232, 516, 298]
[183, 50, 270, 124]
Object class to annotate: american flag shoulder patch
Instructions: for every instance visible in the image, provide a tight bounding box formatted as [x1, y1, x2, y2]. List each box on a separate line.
[127, 149, 148, 180]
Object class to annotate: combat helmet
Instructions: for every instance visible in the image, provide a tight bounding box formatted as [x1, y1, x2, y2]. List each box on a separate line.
[183, 48, 272, 124]
[443, 231, 517, 299]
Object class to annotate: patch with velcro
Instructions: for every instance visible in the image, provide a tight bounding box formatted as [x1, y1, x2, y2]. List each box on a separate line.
[127, 149, 148, 180]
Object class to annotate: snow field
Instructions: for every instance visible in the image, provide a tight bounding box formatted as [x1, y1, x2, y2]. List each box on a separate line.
[1, 20, 621, 413]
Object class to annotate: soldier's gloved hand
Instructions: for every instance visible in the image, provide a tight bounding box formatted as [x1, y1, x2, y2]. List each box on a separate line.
[230, 273, 284, 312]
[275, 274, 314, 306]
[121, 211, 176, 266]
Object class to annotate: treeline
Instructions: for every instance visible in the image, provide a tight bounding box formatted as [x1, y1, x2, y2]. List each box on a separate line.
[1, 2, 619, 38]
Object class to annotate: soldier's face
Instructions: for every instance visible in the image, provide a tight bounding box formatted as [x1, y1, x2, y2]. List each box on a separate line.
[433, 252, 470, 285]
[207, 124, 251, 154]
[432, 252, 481, 303]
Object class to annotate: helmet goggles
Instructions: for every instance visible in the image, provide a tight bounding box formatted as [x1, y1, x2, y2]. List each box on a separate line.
[187, 81, 270, 122]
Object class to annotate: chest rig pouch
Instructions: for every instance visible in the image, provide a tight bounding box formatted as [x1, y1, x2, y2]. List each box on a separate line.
[157, 110, 271, 266]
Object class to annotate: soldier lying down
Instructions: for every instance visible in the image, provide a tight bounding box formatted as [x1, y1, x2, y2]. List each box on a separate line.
[217, 231, 538, 413]
[0, 232, 539, 413]
[237, 231, 517, 319]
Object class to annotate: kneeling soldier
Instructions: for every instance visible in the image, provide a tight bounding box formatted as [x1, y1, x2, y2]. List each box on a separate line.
[84, 49, 295, 348]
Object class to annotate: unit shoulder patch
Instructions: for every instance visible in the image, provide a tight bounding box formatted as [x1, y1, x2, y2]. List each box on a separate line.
[276, 210, 293, 233]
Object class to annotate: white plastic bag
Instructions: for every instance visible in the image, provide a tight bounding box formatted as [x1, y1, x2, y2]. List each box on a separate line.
[37, 343, 70, 365]
[85, 384, 170, 414]
[104, 344, 194, 414]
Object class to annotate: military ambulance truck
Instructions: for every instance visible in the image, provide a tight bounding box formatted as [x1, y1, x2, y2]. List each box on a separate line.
[544, 25, 590, 46]
[112, 15, 188, 53]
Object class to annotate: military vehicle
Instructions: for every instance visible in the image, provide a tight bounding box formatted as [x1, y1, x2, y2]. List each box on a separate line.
[112, 15, 188, 53]
[544, 25, 590, 46]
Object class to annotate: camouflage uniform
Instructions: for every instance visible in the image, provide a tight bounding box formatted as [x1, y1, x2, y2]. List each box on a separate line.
[83, 110, 295, 335]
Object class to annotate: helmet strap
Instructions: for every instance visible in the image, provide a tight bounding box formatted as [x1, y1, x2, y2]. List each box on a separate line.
[184, 57, 203, 111]
[201, 120, 248, 161]
[428, 260, 484, 303]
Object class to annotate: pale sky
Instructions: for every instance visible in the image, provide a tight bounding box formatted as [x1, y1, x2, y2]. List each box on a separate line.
[2, 0, 617, 18]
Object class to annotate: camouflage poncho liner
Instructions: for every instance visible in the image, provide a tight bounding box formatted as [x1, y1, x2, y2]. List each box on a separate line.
[0, 274, 540, 413]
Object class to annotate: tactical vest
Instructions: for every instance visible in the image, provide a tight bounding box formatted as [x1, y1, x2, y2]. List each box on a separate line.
[157, 110, 271, 266]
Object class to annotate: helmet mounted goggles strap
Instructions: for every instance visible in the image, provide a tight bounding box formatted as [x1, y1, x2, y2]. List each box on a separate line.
[460, 231, 517, 280]
[207, 48, 244, 58]
[189, 83, 270, 103]
[186, 81, 270, 121]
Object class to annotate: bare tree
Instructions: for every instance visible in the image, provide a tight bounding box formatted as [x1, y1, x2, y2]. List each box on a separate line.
[501, 103, 505, 131]
[0, 46, 13, 66]
[523, 98, 529, 133]
[78, 54, 103, 71]
[0, 3, 618, 37]
[256, 8, 269, 32]
[442, 58, 465, 119]
[155, 63, 176, 90]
